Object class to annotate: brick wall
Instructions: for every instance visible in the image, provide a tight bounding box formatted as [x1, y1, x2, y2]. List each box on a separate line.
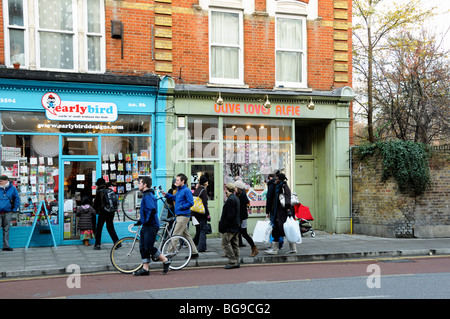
[352, 146, 450, 238]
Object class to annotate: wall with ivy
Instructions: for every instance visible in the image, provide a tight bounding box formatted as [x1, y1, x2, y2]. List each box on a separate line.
[352, 145, 450, 238]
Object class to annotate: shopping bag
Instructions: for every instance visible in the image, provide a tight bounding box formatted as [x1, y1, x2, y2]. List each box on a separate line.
[190, 189, 205, 214]
[279, 193, 300, 207]
[283, 216, 302, 243]
[252, 220, 272, 243]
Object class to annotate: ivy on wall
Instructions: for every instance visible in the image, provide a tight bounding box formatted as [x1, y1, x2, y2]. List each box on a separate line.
[355, 140, 431, 196]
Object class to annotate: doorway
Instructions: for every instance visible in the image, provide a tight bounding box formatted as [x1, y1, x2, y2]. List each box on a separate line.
[62, 159, 98, 241]
[188, 163, 219, 231]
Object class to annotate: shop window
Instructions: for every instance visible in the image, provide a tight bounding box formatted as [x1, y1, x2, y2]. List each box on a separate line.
[187, 117, 220, 160]
[0, 134, 60, 227]
[101, 136, 151, 222]
[222, 118, 293, 216]
[1, 111, 150, 135]
[63, 136, 98, 155]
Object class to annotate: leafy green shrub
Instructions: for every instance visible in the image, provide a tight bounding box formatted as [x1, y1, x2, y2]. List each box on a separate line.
[355, 140, 431, 196]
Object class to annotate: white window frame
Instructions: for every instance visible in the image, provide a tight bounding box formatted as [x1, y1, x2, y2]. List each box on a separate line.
[3, 0, 105, 73]
[3, 0, 29, 68]
[275, 14, 307, 89]
[208, 8, 244, 86]
[84, 0, 106, 73]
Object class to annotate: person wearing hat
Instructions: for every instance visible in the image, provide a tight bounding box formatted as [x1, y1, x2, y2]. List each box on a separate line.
[192, 175, 210, 252]
[92, 178, 119, 250]
[219, 183, 241, 269]
[0, 175, 20, 251]
[234, 180, 258, 257]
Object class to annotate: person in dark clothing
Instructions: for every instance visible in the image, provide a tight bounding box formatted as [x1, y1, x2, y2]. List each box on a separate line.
[266, 172, 293, 255]
[76, 196, 96, 246]
[219, 183, 240, 269]
[234, 180, 258, 257]
[192, 175, 210, 252]
[133, 176, 171, 276]
[93, 178, 119, 250]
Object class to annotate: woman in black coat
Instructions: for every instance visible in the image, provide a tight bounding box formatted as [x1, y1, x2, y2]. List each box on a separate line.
[266, 173, 294, 254]
[192, 176, 210, 252]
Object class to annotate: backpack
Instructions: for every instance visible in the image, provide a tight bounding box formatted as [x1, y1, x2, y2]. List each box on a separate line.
[102, 188, 118, 214]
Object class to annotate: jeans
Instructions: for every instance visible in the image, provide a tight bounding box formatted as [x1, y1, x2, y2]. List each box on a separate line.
[0, 212, 12, 249]
[193, 216, 208, 251]
[139, 224, 161, 263]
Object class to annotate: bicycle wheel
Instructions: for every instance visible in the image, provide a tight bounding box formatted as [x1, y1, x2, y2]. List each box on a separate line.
[110, 237, 142, 274]
[161, 235, 192, 270]
[121, 188, 143, 221]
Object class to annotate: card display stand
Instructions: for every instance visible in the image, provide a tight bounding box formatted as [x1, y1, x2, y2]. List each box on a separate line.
[25, 201, 57, 250]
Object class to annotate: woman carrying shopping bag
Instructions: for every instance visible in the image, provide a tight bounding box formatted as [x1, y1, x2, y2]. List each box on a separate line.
[265, 172, 296, 255]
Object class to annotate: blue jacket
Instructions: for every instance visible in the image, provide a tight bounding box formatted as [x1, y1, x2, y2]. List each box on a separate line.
[139, 189, 159, 227]
[0, 183, 20, 213]
[165, 184, 194, 216]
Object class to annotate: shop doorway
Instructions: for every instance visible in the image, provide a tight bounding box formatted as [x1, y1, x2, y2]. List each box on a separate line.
[62, 159, 98, 241]
[188, 163, 219, 230]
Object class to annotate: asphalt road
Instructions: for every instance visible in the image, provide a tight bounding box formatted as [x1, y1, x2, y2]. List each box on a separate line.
[1, 255, 450, 300]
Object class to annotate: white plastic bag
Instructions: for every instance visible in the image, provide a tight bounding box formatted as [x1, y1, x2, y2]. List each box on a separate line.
[283, 217, 302, 243]
[252, 220, 272, 243]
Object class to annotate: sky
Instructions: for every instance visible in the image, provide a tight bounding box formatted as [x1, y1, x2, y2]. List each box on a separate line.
[414, 0, 450, 50]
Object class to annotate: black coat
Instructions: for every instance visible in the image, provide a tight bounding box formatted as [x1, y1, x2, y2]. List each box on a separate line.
[219, 193, 240, 233]
[76, 206, 96, 231]
[272, 181, 292, 235]
[265, 178, 276, 215]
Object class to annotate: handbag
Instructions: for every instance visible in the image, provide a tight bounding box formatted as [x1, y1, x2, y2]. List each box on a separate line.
[283, 216, 302, 243]
[279, 192, 300, 208]
[252, 220, 272, 243]
[190, 189, 205, 214]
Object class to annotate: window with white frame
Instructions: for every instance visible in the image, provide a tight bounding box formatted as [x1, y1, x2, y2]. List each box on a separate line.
[209, 8, 243, 85]
[3, 0, 105, 72]
[275, 15, 307, 88]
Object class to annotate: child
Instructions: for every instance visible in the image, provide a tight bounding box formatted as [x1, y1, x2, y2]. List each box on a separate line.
[76, 196, 96, 246]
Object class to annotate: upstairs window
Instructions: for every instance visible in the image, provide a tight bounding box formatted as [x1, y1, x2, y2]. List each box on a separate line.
[275, 15, 307, 88]
[3, 0, 105, 72]
[209, 9, 244, 85]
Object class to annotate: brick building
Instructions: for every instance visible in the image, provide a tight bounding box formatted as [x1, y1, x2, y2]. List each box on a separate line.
[0, 0, 353, 248]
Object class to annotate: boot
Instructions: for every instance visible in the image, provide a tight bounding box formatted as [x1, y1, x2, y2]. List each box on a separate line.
[250, 246, 259, 257]
[265, 242, 278, 255]
[286, 242, 297, 254]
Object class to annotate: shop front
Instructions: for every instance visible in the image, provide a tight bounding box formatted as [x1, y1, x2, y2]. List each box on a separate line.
[162, 83, 353, 234]
[0, 75, 164, 248]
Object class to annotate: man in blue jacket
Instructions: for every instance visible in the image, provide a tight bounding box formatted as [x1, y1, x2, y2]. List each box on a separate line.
[162, 173, 198, 258]
[133, 176, 171, 276]
[0, 175, 20, 251]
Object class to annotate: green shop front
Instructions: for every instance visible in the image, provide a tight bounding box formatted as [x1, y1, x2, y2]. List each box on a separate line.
[0, 74, 164, 248]
[162, 81, 354, 235]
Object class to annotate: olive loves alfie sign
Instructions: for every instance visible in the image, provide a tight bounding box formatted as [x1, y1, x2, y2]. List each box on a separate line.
[42, 92, 118, 122]
[214, 103, 300, 116]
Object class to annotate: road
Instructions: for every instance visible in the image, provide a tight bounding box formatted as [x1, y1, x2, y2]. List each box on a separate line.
[1, 256, 450, 301]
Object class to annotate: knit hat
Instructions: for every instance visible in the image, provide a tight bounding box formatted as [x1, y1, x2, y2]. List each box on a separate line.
[199, 175, 208, 185]
[234, 180, 245, 190]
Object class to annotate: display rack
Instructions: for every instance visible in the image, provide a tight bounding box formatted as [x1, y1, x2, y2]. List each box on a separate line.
[25, 201, 57, 250]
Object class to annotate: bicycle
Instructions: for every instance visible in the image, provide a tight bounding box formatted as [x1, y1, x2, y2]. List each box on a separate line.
[110, 186, 192, 274]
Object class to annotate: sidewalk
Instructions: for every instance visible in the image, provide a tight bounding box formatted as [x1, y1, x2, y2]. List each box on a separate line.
[1, 231, 449, 278]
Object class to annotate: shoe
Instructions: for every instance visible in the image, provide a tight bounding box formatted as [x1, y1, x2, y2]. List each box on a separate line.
[93, 245, 101, 250]
[114, 243, 122, 249]
[162, 260, 171, 274]
[225, 263, 240, 269]
[133, 268, 149, 276]
[2, 247, 13, 251]
[285, 242, 297, 254]
[191, 253, 199, 259]
[250, 246, 259, 257]
[265, 242, 278, 255]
